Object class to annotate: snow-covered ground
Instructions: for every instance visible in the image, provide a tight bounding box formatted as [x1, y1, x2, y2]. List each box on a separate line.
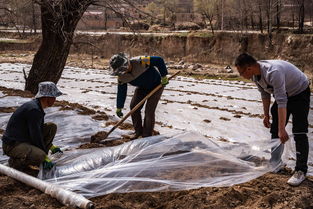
[0, 63, 312, 197]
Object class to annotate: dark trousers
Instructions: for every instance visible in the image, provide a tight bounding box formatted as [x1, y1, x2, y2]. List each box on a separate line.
[3, 122, 57, 169]
[130, 87, 164, 137]
[270, 87, 310, 173]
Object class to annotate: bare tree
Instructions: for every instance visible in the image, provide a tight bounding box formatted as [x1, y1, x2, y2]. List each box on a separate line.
[0, 0, 34, 37]
[31, 0, 38, 33]
[145, 2, 161, 25]
[24, 0, 93, 93]
[257, 0, 264, 33]
[274, 0, 282, 29]
[193, 0, 218, 34]
[296, 0, 305, 33]
[157, 0, 178, 27]
[24, 0, 145, 94]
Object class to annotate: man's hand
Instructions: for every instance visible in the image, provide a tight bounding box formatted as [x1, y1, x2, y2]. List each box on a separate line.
[43, 156, 55, 170]
[50, 145, 63, 154]
[263, 115, 271, 128]
[161, 76, 169, 86]
[279, 128, 289, 144]
[116, 108, 123, 118]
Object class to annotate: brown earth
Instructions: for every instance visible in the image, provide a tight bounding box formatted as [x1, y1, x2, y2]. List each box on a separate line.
[1, 47, 313, 208]
[1, 171, 313, 209]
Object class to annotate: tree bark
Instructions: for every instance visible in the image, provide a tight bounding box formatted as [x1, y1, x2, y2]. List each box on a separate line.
[25, 0, 91, 94]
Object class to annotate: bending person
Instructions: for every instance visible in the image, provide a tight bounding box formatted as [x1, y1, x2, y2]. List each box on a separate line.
[235, 53, 310, 186]
[109, 53, 168, 139]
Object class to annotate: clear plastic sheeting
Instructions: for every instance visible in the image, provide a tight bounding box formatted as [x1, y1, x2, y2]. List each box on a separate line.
[1, 63, 313, 198]
[0, 164, 94, 209]
[0, 96, 30, 108]
[39, 132, 281, 198]
[0, 96, 106, 162]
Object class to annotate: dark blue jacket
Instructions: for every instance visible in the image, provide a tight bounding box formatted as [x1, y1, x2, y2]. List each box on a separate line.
[2, 99, 47, 152]
[117, 56, 168, 108]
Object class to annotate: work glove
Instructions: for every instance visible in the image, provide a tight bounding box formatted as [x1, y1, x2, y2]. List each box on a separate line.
[43, 156, 55, 170]
[50, 144, 63, 154]
[116, 108, 123, 118]
[161, 76, 169, 86]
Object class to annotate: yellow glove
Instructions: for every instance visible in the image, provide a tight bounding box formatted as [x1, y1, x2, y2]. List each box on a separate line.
[116, 108, 123, 118]
[43, 156, 55, 170]
[161, 76, 169, 86]
[50, 144, 63, 154]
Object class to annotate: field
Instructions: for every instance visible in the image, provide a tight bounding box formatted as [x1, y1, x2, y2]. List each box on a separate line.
[0, 53, 313, 209]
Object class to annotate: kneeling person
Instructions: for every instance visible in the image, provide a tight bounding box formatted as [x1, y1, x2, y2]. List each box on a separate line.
[2, 81, 63, 172]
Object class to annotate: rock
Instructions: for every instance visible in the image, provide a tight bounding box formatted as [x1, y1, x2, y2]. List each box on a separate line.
[178, 60, 184, 65]
[226, 68, 233, 73]
[182, 64, 189, 69]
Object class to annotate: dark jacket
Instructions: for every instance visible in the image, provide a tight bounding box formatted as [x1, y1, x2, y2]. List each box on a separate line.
[117, 56, 168, 108]
[2, 99, 46, 152]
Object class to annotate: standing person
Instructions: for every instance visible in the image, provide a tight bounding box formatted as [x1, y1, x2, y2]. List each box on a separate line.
[235, 53, 310, 186]
[109, 53, 168, 139]
[2, 81, 63, 172]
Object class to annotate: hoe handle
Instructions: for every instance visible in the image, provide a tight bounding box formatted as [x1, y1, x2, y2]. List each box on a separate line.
[94, 71, 180, 143]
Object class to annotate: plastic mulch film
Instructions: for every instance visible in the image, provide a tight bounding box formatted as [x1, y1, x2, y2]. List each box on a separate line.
[0, 96, 105, 163]
[0, 95, 309, 198]
[39, 132, 282, 198]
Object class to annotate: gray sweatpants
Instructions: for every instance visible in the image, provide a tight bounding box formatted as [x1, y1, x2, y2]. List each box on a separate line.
[2, 122, 57, 169]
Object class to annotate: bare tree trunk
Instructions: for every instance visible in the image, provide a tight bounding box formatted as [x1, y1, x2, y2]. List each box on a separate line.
[221, 0, 224, 31]
[104, 7, 108, 30]
[242, 0, 249, 30]
[258, 0, 264, 33]
[267, 0, 272, 35]
[250, 14, 255, 30]
[25, 1, 91, 94]
[216, 3, 221, 29]
[31, 0, 37, 34]
[309, 1, 313, 26]
[292, 11, 295, 29]
[298, 0, 305, 33]
[276, 0, 281, 29]
[203, 13, 214, 34]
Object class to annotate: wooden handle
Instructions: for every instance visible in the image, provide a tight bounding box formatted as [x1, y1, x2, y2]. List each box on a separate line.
[94, 71, 180, 142]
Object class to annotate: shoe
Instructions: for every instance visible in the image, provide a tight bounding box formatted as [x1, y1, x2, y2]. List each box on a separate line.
[8, 158, 27, 171]
[130, 134, 142, 140]
[287, 170, 306, 186]
[271, 161, 286, 173]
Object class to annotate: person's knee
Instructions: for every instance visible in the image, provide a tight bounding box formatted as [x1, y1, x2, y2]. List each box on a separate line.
[28, 148, 46, 165]
[45, 122, 57, 133]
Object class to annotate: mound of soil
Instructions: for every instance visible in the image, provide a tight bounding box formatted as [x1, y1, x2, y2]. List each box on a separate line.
[0, 171, 313, 209]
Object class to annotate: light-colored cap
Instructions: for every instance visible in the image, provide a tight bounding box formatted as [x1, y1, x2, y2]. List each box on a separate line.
[35, 81, 62, 98]
[109, 53, 129, 76]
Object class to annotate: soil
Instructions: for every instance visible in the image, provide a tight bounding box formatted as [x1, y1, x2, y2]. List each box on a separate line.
[1, 171, 313, 209]
[1, 51, 313, 209]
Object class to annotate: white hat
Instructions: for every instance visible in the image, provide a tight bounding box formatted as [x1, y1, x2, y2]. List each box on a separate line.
[35, 81, 62, 98]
